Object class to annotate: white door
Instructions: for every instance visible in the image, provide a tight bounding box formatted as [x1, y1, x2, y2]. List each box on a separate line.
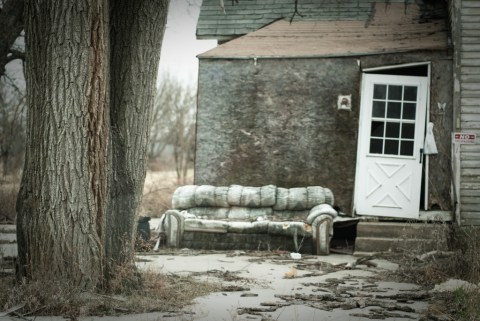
[354, 74, 428, 219]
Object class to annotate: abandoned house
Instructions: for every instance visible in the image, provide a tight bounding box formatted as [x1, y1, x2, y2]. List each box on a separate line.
[162, 0, 480, 254]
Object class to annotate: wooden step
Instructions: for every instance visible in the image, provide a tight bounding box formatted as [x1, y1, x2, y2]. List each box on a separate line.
[354, 236, 446, 253]
[356, 221, 449, 239]
[354, 221, 450, 254]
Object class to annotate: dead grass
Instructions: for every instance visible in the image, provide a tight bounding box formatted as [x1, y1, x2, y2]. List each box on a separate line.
[394, 224, 480, 286]
[140, 169, 193, 218]
[392, 224, 480, 321]
[0, 267, 220, 318]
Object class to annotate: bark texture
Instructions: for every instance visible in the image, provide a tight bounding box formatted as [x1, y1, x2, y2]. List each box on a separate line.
[16, 0, 169, 289]
[106, 0, 169, 274]
[17, 0, 109, 289]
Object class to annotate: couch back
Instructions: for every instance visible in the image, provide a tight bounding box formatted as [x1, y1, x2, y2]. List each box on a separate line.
[172, 185, 334, 211]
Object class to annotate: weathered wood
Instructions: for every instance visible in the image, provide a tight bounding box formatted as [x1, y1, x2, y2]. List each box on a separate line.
[464, 1, 480, 8]
[461, 196, 480, 204]
[461, 212, 480, 219]
[461, 7, 480, 15]
[461, 97, 480, 105]
[460, 160, 480, 167]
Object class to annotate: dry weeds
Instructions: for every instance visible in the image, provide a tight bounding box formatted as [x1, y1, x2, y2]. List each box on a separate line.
[0, 266, 220, 318]
[140, 169, 193, 218]
[389, 223, 480, 321]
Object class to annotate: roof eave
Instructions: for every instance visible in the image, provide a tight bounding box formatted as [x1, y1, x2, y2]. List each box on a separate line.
[198, 47, 451, 60]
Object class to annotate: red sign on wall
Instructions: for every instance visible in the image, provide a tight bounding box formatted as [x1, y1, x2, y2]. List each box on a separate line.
[453, 132, 476, 144]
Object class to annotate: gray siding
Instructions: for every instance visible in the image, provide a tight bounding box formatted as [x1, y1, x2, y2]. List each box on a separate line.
[451, 0, 480, 225]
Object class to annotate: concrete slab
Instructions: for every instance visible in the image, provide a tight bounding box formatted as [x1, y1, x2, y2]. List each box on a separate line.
[134, 251, 429, 321]
[2, 251, 431, 321]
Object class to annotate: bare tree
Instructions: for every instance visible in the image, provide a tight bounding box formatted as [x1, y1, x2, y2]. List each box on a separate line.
[0, 78, 25, 177]
[150, 74, 196, 184]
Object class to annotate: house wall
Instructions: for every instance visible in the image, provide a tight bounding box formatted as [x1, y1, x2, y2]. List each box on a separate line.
[195, 53, 453, 214]
[450, 0, 480, 225]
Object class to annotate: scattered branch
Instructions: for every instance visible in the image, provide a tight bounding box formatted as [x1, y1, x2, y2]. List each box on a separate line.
[416, 250, 455, 262]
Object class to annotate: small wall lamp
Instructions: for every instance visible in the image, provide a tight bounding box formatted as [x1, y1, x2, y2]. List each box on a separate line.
[337, 95, 352, 111]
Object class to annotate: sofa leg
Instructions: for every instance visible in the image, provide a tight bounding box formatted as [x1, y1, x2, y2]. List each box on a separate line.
[312, 216, 331, 255]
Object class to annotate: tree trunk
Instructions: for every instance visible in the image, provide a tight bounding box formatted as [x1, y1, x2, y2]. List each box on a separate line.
[16, 0, 109, 289]
[106, 0, 169, 276]
[16, 0, 169, 289]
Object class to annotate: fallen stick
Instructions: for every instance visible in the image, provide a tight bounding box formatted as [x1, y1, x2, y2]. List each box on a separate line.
[416, 251, 455, 262]
[0, 303, 25, 317]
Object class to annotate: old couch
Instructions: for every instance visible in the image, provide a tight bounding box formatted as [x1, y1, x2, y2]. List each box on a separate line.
[160, 185, 337, 255]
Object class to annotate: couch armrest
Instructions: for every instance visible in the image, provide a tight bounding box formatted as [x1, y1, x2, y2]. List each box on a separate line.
[306, 204, 337, 255]
[311, 215, 332, 255]
[164, 210, 185, 248]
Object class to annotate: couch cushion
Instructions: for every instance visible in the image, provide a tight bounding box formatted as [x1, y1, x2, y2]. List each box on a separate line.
[227, 185, 277, 207]
[172, 185, 197, 209]
[274, 186, 334, 210]
[228, 207, 272, 220]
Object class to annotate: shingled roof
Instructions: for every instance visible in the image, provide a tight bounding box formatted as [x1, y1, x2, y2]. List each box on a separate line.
[198, 2, 449, 58]
[196, 0, 447, 41]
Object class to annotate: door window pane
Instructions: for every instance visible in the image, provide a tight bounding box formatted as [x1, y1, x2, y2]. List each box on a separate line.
[403, 86, 417, 101]
[388, 85, 402, 100]
[372, 101, 386, 118]
[403, 103, 416, 120]
[400, 140, 414, 156]
[371, 121, 384, 137]
[384, 139, 399, 155]
[373, 84, 387, 99]
[387, 102, 401, 119]
[401, 123, 415, 139]
[370, 138, 383, 154]
[385, 122, 400, 138]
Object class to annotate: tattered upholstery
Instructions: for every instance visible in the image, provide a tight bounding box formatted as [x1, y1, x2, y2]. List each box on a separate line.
[161, 185, 337, 255]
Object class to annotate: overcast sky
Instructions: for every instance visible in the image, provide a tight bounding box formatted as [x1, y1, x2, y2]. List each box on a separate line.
[158, 0, 217, 86]
[4, 0, 216, 90]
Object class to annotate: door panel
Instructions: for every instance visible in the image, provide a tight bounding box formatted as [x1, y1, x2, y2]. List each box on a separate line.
[354, 74, 427, 218]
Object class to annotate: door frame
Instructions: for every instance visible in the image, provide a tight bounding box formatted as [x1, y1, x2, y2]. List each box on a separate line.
[353, 62, 431, 217]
